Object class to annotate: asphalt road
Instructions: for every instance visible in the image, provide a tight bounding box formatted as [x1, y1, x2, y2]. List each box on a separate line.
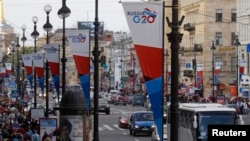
[94, 101, 153, 141]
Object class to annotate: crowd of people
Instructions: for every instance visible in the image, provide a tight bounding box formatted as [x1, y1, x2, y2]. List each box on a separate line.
[0, 102, 59, 141]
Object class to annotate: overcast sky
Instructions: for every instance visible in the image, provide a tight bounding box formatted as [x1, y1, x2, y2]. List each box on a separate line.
[3, 0, 137, 45]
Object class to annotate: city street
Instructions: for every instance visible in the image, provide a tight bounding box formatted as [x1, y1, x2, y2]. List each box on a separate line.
[95, 102, 152, 141]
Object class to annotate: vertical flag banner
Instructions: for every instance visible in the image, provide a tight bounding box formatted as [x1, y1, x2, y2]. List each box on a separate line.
[196, 64, 203, 86]
[122, 1, 164, 140]
[32, 53, 45, 95]
[0, 67, 6, 77]
[22, 54, 33, 88]
[66, 30, 90, 113]
[5, 63, 11, 75]
[44, 44, 60, 99]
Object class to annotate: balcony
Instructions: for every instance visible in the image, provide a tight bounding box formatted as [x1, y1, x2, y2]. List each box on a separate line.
[184, 23, 195, 32]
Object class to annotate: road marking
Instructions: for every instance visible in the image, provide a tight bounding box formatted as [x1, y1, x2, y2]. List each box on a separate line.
[99, 127, 104, 131]
[103, 124, 114, 130]
[113, 124, 125, 130]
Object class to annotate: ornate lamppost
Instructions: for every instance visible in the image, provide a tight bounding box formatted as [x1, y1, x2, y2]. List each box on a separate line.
[92, 0, 101, 140]
[211, 41, 216, 101]
[235, 35, 240, 96]
[58, 0, 71, 97]
[43, 4, 53, 118]
[21, 25, 27, 98]
[31, 16, 40, 108]
[10, 41, 15, 75]
[15, 35, 21, 98]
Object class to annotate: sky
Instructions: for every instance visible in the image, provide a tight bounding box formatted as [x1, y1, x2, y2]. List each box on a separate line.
[3, 0, 139, 45]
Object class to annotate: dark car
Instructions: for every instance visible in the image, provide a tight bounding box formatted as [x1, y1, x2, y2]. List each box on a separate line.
[132, 94, 145, 106]
[129, 111, 155, 136]
[114, 95, 127, 106]
[48, 107, 57, 115]
[126, 95, 133, 105]
[98, 99, 110, 114]
[110, 94, 118, 104]
[118, 112, 132, 128]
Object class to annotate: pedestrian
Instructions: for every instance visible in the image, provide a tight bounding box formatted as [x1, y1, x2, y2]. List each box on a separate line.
[31, 130, 40, 141]
[42, 131, 50, 141]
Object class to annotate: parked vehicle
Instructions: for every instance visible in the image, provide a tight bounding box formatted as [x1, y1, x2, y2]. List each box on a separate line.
[118, 112, 132, 128]
[114, 95, 127, 106]
[132, 94, 145, 106]
[126, 95, 134, 104]
[151, 124, 168, 141]
[98, 99, 110, 114]
[129, 111, 155, 136]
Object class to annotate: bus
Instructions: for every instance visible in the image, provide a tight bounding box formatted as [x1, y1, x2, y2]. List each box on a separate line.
[167, 103, 244, 141]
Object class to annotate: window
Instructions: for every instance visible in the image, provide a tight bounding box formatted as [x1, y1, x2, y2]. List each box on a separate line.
[231, 57, 237, 72]
[216, 32, 222, 45]
[215, 57, 223, 75]
[216, 9, 222, 22]
[231, 32, 236, 45]
[231, 9, 236, 22]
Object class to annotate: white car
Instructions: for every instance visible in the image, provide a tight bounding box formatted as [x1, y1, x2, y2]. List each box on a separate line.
[151, 124, 168, 141]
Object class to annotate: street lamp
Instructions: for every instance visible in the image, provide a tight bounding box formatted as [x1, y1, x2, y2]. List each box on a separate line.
[193, 44, 197, 87]
[15, 35, 21, 99]
[92, 0, 101, 140]
[11, 41, 15, 76]
[21, 25, 27, 98]
[166, 0, 184, 140]
[43, 4, 53, 118]
[132, 54, 136, 92]
[31, 16, 40, 108]
[120, 58, 123, 88]
[235, 35, 241, 96]
[109, 58, 111, 88]
[211, 41, 216, 101]
[58, 0, 71, 97]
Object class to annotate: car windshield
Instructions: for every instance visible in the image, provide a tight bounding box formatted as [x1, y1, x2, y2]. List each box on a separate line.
[99, 100, 107, 104]
[121, 112, 131, 118]
[197, 111, 236, 140]
[134, 94, 144, 100]
[134, 112, 153, 121]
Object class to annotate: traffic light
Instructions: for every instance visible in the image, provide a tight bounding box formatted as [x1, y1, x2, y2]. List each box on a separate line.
[101, 55, 106, 67]
[192, 58, 196, 71]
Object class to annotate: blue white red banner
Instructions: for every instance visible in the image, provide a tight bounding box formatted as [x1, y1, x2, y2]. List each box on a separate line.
[44, 44, 60, 99]
[66, 30, 91, 113]
[32, 53, 45, 95]
[122, 1, 164, 140]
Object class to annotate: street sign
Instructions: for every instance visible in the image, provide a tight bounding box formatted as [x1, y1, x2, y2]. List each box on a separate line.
[186, 63, 191, 68]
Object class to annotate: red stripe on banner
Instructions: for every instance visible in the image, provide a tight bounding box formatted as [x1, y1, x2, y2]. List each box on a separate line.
[6, 70, 11, 75]
[239, 67, 244, 73]
[73, 55, 90, 75]
[25, 66, 33, 75]
[48, 62, 59, 76]
[35, 67, 44, 77]
[135, 44, 162, 80]
[214, 69, 220, 75]
[196, 71, 203, 85]
[0, 73, 5, 77]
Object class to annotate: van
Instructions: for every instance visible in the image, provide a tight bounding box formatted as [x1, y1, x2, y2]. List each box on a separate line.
[129, 111, 155, 136]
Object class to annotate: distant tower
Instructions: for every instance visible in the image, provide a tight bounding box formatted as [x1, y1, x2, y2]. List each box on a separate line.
[0, 0, 16, 56]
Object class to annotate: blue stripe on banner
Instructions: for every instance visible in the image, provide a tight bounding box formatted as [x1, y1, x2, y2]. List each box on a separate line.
[53, 75, 60, 98]
[146, 77, 163, 141]
[79, 74, 90, 114]
[28, 74, 33, 88]
[38, 77, 44, 94]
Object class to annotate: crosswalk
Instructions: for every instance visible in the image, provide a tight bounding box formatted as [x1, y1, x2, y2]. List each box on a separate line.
[97, 124, 126, 131]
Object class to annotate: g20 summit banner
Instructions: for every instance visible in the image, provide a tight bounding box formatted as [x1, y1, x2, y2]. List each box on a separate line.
[122, 1, 164, 140]
[66, 30, 91, 113]
[44, 44, 60, 100]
